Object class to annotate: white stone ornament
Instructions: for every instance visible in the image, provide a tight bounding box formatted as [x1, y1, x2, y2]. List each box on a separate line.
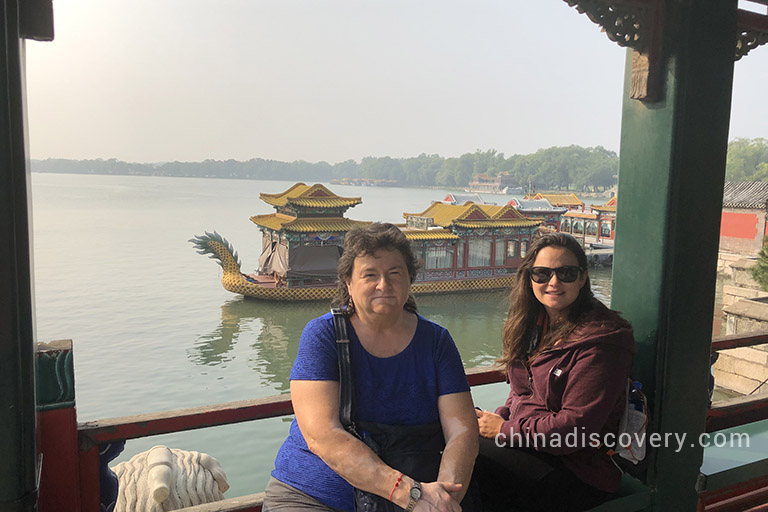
[112, 445, 229, 512]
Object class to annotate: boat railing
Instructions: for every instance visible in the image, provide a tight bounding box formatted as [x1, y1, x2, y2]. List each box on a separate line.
[63, 331, 768, 511]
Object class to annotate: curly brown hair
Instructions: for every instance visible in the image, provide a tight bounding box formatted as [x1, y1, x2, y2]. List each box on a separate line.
[498, 233, 629, 370]
[331, 223, 420, 314]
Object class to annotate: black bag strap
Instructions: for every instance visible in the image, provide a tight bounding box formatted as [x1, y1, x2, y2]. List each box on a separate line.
[332, 308, 358, 436]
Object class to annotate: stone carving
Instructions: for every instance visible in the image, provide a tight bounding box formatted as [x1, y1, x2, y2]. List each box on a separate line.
[111, 445, 229, 512]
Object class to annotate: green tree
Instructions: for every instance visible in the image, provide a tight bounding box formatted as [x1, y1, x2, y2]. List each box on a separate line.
[360, 156, 405, 182]
[726, 138, 768, 181]
[752, 240, 768, 291]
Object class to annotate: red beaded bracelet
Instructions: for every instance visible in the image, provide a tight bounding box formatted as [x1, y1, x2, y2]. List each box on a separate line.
[389, 472, 404, 502]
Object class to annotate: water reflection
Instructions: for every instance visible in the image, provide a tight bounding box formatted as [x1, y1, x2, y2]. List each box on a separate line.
[190, 268, 613, 391]
[189, 298, 326, 391]
[417, 290, 510, 367]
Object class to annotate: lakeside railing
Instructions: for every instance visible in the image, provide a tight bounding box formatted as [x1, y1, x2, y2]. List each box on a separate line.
[37, 331, 768, 512]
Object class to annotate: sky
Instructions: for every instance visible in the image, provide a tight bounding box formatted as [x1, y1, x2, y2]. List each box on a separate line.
[23, 0, 768, 165]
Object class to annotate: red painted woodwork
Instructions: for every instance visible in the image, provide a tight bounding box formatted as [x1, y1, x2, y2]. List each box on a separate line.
[78, 445, 100, 512]
[699, 476, 768, 511]
[79, 395, 295, 445]
[463, 209, 488, 220]
[712, 332, 768, 351]
[707, 395, 768, 432]
[466, 366, 506, 386]
[720, 211, 759, 239]
[38, 407, 81, 512]
[498, 207, 522, 219]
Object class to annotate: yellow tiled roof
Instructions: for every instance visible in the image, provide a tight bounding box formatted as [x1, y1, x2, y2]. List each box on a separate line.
[402, 228, 459, 241]
[591, 195, 617, 212]
[526, 193, 584, 207]
[453, 219, 541, 228]
[404, 202, 537, 228]
[260, 182, 362, 208]
[249, 213, 296, 231]
[250, 213, 370, 232]
[563, 211, 598, 220]
[404, 203, 460, 226]
[286, 218, 371, 232]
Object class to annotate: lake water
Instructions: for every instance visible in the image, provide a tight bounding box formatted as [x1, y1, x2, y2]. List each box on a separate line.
[30, 173, 613, 498]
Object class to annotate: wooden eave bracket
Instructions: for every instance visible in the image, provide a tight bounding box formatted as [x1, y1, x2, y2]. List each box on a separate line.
[563, 0, 663, 102]
[737, 8, 768, 60]
[565, 0, 768, 101]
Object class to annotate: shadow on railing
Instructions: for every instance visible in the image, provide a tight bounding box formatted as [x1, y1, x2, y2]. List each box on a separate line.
[66, 332, 768, 512]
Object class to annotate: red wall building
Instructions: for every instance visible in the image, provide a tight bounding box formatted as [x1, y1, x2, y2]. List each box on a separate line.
[720, 181, 768, 255]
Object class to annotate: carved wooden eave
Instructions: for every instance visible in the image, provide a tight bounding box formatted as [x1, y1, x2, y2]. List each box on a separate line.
[563, 0, 663, 101]
[564, 0, 768, 102]
[737, 7, 768, 60]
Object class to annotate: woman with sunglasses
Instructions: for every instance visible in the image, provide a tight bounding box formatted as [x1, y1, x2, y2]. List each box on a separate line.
[473, 233, 634, 511]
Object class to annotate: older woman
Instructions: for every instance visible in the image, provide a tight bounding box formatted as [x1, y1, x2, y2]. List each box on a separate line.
[474, 233, 634, 512]
[265, 223, 479, 512]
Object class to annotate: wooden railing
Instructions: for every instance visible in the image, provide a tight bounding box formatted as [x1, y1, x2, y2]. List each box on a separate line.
[72, 332, 768, 512]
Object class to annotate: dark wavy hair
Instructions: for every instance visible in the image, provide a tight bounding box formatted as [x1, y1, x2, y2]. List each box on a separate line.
[331, 222, 420, 314]
[498, 233, 629, 370]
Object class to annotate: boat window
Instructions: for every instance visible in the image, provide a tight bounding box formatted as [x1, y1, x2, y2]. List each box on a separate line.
[456, 241, 465, 268]
[507, 240, 518, 259]
[520, 240, 528, 258]
[494, 239, 506, 266]
[468, 239, 492, 268]
[561, 219, 571, 232]
[601, 222, 611, 237]
[425, 246, 454, 270]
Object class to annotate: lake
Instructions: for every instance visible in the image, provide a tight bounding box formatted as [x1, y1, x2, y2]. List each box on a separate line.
[30, 172, 613, 498]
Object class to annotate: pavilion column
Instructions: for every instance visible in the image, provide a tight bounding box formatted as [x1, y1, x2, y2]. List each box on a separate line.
[0, 1, 38, 510]
[610, 1, 738, 509]
[1, 0, 53, 509]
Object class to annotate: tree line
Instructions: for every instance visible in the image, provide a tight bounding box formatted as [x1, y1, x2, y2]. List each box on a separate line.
[31, 138, 768, 190]
[31, 146, 618, 191]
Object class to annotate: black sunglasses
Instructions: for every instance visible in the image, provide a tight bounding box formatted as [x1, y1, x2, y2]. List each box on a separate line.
[529, 266, 583, 284]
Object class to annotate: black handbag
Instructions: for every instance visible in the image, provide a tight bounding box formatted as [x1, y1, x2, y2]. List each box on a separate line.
[331, 309, 445, 512]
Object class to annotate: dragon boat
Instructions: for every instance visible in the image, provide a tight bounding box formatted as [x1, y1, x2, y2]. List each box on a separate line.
[191, 183, 543, 301]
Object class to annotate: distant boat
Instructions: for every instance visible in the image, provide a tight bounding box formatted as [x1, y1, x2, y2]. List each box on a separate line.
[465, 173, 521, 195]
[191, 183, 543, 301]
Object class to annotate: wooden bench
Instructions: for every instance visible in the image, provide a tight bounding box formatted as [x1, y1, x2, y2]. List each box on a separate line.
[177, 475, 650, 512]
[586, 474, 650, 512]
[179, 492, 264, 512]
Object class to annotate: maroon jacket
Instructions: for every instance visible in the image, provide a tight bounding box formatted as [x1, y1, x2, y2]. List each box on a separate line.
[495, 321, 635, 492]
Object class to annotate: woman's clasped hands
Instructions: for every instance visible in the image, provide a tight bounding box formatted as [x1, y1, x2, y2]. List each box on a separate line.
[475, 409, 503, 439]
[413, 481, 464, 512]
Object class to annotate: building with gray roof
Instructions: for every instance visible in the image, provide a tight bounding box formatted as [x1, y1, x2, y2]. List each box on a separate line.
[721, 181, 768, 255]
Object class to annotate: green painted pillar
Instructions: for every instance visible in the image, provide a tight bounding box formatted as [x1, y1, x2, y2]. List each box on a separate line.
[1, 1, 39, 510]
[610, 1, 737, 509]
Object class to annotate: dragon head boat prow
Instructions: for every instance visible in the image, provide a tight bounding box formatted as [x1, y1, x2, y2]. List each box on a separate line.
[189, 231, 334, 300]
[189, 231, 242, 273]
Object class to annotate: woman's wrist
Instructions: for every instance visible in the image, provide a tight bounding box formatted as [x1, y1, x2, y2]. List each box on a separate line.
[392, 475, 416, 509]
[389, 472, 404, 502]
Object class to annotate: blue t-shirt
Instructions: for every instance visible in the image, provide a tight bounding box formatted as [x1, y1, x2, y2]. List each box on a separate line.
[271, 312, 470, 511]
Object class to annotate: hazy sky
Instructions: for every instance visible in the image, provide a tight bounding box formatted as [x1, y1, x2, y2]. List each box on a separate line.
[24, 0, 768, 164]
